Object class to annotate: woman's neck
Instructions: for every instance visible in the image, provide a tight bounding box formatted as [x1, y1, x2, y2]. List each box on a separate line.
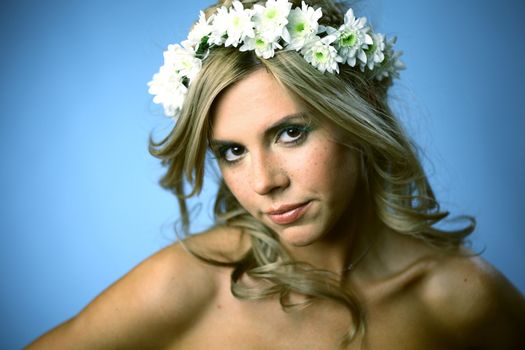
[282, 186, 383, 275]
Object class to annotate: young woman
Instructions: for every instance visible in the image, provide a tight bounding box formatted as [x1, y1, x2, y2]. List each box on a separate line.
[27, 0, 525, 349]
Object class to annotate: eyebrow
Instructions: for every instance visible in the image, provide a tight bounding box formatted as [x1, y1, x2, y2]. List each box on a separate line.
[209, 112, 309, 150]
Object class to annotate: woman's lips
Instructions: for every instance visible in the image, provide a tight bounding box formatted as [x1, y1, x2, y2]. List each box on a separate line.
[266, 201, 311, 225]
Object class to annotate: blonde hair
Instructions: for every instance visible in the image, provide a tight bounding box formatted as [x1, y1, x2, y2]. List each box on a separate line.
[149, 0, 475, 346]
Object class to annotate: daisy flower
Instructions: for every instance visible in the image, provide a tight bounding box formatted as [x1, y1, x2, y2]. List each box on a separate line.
[163, 42, 202, 82]
[208, 6, 230, 45]
[361, 32, 385, 71]
[334, 8, 373, 67]
[147, 65, 188, 118]
[240, 34, 283, 59]
[301, 35, 342, 73]
[373, 37, 405, 81]
[252, 0, 292, 42]
[224, 1, 255, 47]
[285, 1, 322, 51]
[187, 11, 213, 46]
[148, 1, 405, 118]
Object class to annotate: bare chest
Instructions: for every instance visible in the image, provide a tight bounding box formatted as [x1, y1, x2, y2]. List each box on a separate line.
[169, 289, 459, 350]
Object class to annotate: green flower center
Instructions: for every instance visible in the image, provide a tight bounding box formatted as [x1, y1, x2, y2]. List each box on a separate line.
[294, 22, 305, 33]
[315, 51, 326, 61]
[233, 16, 240, 27]
[341, 32, 357, 47]
[266, 8, 277, 19]
[255, 38, 266, 48]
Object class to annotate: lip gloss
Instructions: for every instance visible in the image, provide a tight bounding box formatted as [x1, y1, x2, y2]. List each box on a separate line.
[267, 202, 311, 225]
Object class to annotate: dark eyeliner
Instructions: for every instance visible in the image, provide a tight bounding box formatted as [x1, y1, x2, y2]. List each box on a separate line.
[275, 123, 314, 145]
[217, 143, 244, 164]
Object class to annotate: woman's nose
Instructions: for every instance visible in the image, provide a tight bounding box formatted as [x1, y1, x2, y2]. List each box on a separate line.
[249, 151, 289, 195]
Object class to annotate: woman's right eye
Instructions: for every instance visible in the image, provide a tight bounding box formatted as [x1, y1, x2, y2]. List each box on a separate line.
[220, 145, 246, 163]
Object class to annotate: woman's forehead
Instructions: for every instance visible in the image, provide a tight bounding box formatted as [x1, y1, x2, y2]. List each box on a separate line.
[211, 69, 304, 139]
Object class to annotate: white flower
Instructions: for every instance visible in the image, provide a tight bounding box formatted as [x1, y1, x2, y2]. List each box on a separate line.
[148, 42, 201, 118]
[373, 37, 405, 81]
[334, 8, 373, 67]
[285, 1, 322, 51]
[208, 6, 230, 45]
[147, 65, 188, 118]
[301, 35, 342, 73]
[163, 42, 202, 81]
[252, 0, 292, 42]
[148, 2, 406, 117]
[224, 1, 255, 47]
[187, 11, 213, 46]
[360, 32, 385, 71]
[240, 34, 283, 59]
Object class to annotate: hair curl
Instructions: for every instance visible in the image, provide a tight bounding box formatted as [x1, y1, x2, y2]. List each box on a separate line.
[149, 0, 475, 346]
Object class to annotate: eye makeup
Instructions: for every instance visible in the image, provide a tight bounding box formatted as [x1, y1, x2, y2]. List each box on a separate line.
[209, 113, 315, 165]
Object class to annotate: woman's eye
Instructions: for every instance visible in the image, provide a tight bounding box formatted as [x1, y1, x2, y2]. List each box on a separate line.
[277, 125, 309, 144]
[221, 145, 245, 162]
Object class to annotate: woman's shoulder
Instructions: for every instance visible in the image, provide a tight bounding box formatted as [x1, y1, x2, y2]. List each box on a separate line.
[121, 225, 247, 308]
[104, 225, 247, 309]
[27, 225, 248, 349]
[98, 225, 250, 326]
[420, 248, 525, 348]
[182, 224, 252, 263]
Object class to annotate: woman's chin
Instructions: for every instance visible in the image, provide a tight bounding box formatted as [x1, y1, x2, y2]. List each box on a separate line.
[276, 226, 322, 248]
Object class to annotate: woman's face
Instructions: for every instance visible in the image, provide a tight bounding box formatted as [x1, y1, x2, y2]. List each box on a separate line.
[211, 69, 360, 247]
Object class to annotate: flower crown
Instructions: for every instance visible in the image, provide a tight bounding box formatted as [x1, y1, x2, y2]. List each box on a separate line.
[148, 0, 405, 118]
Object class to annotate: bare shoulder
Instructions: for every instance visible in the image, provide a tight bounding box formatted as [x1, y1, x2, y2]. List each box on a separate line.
[421, 248, 525, 349]
[183, 224, 251, 263]
[27, 225, 248, 349]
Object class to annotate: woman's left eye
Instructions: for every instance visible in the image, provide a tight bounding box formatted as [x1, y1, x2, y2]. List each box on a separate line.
[276, 125, 310, 144]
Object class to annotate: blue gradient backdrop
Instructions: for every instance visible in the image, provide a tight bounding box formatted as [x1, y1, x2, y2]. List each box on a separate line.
[1, 1, 524, 348]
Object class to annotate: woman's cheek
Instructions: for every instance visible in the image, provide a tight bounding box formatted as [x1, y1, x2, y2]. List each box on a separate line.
[288, 144, 330, 181]
[222, 168, 253, 208]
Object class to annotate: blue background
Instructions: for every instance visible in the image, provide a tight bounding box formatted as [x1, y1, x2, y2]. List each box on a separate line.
[1, 0, 524, 348]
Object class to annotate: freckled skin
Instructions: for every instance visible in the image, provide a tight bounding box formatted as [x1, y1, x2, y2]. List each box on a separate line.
[27, 71, 525, 350]
[212, 69, 360, 250]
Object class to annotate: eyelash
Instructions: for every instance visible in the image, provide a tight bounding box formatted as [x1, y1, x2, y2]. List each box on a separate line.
[277, 124, 310, 145]
[217, 124, 312, 164]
